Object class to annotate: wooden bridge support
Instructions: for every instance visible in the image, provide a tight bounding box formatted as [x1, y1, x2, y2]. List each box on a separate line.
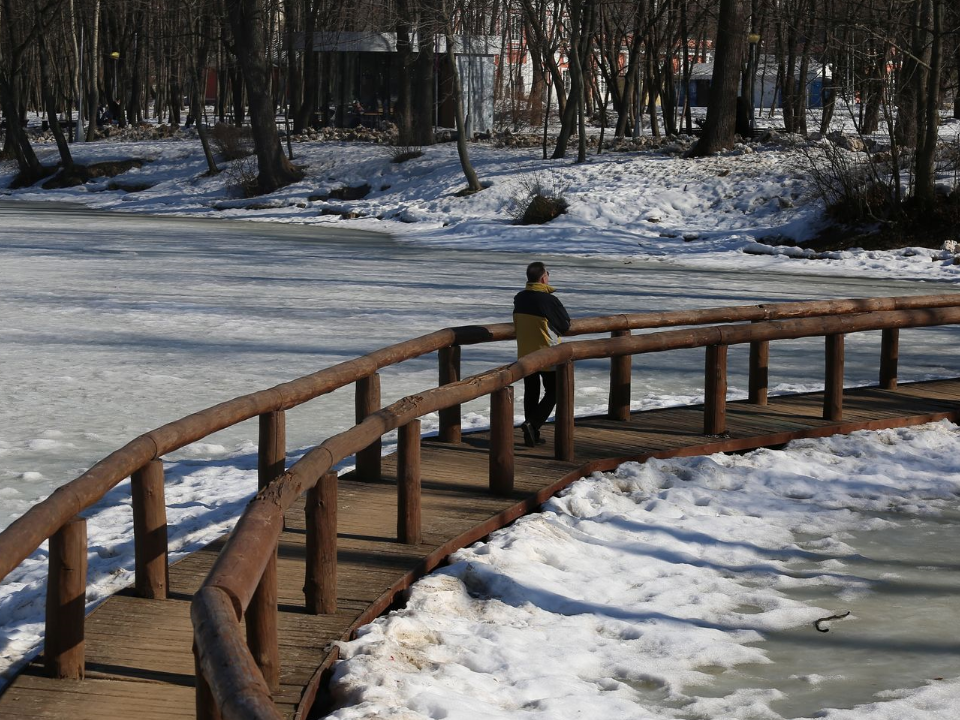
[704, 345, 728, 435]
[44, 515, 87, 680]
[880, 328, 899, 390]
[398, 420, 422, 544]
[489, 386, 514, 495]
[556, 361, 575, 461]
[246, 411, 286, 692]
[749, 336, 769, 405]
[608, 330, 632, 420]
[305, 471, 338, 614]
[132, 460, 168, 599]
[355, 374, 382, 480]
[438, 346, 462, 442]
[824, 334, 845, 421]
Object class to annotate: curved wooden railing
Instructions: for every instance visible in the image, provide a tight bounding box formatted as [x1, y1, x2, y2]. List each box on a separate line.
[2, 294, 960, 715]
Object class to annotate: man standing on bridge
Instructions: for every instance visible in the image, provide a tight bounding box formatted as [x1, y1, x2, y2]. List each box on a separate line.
[513, 261, 571, 447]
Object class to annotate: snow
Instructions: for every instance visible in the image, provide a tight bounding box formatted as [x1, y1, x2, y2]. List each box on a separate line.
[3, 113, 960, 710]
[2, 113, 959, 284]
[326, 421, 960, 719]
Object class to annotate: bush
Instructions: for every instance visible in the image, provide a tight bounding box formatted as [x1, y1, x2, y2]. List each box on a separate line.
[209, 123, 254, 160]
[389, 145, 423, 163]
[225, 155, 259, 198]
[799, 140, 898, 223]
[509, 173, 569, 225]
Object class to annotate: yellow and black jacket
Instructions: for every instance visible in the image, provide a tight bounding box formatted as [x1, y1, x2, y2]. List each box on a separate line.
[513, 283, 571, 359]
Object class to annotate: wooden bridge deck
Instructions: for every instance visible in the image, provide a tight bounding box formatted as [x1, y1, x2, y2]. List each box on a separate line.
[2, 379, 959, 720]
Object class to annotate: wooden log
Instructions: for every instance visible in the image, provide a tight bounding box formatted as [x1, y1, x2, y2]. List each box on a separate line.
[704, 345, 728, 435]
[245, 542, 279, 692]
[192, 585, 283, 720]
[880, 328, 899, 390]
[555, 361, 575, 461]
[305, 471, 337, 614]
[194, 644, 223, 720]
[131, 460, 168, 599]
[355, 373, 382, 480]
[258, 411, 286, 490]
[824, 334, 845, 421]
[438, 346, 462, 442]
[748, 334, 769, 406]
[397, 420, 422, 544]
[44, 515, 86, 679]
[194, 649, 223, 720]
[7, 296, 960, 591]
[489, 386, 515, 496]
[244, 410, 285, 689]
[607, 330, 632, 420]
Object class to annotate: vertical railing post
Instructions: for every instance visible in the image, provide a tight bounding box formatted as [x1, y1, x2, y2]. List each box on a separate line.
[438, 346, 462, 442]
[194, 645, 223, 720]
[555, 361, 575, 461]
[489, 386, 515, 496]
[880, 328, 899, 390]
[824, 334, 845, 421]
[245, 410, 285, 692]
[398, 420, 422, 544]
[244, 544, 279, 692]
[45, 515, 87, 679]
[608, 330, 632, 421]
[704, 345, 728, 435]
[305, 471, 338, 614]
[132, 459, 168, 599]
[258, 410, 286, 491]
[355, 373, 382, 480]
[748, 331, 769, 406]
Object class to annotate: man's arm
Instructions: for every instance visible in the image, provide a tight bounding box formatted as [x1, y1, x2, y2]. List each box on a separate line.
[548, 297, 571, 336]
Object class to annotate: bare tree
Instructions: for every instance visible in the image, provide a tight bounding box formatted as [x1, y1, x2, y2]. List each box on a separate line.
[224, 0, 303, 193]
[691, 0, 745, 156]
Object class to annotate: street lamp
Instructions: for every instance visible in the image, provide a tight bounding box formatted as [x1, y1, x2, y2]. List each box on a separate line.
[109, 51, 120, 102]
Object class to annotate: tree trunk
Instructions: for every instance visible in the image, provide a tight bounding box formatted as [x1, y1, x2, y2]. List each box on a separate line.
[226, 0, 303, 194]
[395, 11, 415, 144]
[39, 35, 74, 172]
[691, 0, 745, 156]
[85, 0, 101, 141]
[444, 20, 481, 191]
[412, 23, 436, 146]
[914, 0, 943, 209]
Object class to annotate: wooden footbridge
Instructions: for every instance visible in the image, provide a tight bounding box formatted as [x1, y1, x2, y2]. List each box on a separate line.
[2, 295, 960, 720]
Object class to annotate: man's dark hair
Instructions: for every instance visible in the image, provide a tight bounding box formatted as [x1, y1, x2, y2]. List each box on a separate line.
[526, 261, 547, 283]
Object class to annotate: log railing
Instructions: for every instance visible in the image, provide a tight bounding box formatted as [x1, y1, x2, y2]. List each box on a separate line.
[2, 294, 960, 708]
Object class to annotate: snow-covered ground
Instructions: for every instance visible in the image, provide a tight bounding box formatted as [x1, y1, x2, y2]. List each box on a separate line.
[327, 422, 960, 720]
[2, 111, 960, 283]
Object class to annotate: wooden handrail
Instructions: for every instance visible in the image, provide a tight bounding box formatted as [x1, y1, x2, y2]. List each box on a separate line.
[3, 294, 960, 716]
[194, 303, 960, 720]
[4, 294, 960, 584]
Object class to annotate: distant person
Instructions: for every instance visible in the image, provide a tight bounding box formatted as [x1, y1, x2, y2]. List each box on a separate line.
[513, 261, 571, 447]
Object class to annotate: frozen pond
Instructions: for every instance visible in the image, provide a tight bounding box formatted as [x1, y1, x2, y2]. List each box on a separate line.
[2, 200, 959, 530]
[674, 514, 960, 718]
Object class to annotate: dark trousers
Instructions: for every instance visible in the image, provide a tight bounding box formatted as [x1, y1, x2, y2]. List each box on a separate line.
[523, 371, 557, 430]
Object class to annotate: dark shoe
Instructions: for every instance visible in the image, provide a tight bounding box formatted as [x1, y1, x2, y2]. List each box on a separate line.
[520, 422, 536, 448]
[536, 428, 546, 445]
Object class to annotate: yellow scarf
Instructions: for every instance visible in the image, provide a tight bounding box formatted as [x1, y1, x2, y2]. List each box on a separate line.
[525, 282, 556, 293]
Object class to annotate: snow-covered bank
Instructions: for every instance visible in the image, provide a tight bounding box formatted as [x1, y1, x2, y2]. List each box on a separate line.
[327, 421, 960, 720]
[3, 119, 960, 282]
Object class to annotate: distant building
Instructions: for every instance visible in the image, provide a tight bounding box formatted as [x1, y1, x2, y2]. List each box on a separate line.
[294, 31, 497, 133]
[678, 56, 832, 110]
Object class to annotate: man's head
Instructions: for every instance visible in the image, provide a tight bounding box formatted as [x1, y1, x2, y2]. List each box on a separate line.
[526, 261, 549, 284]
